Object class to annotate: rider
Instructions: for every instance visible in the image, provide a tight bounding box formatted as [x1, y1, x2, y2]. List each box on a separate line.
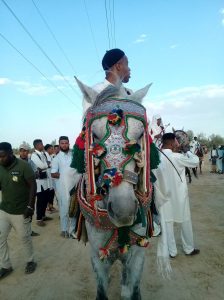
[150, 114, 166, 148]
[190, 136, 200, 154]
[82, 48, 132, 115]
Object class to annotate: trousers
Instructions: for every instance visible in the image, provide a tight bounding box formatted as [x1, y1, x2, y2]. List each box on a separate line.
[36, 188, 49, 221]
[0, 210, 34, 268]
[165, 220, 194, 256]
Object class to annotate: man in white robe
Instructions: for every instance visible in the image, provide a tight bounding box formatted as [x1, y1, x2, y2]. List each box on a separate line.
[150, 114, 165, 148]
[190, 136, 200, 154]
[51, 136, 80, 238]
[82, 48, 132, 115]
[153, 133, 200, 258]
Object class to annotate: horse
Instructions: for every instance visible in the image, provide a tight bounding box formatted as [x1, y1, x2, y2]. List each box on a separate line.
[72, 78, 156, 300]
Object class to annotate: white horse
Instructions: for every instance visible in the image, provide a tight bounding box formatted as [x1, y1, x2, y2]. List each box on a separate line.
[73, 78, 153, 300]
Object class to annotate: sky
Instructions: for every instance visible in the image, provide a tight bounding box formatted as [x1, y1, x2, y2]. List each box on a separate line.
[0, 0, 224, 148]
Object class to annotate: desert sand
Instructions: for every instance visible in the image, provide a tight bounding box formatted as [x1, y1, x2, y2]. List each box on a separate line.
[0, 155, 224, 300]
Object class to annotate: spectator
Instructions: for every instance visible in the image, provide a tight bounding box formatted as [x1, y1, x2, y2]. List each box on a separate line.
[0, 142, 37, 279]
[44, 144, 56, 213]
[153, 133, 200, 259]
[51, 136, 78, 238]
[31, 139, 52, 226]
[19, 144, 40, 237]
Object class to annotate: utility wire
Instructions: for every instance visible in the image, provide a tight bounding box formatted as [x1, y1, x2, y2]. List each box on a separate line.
[82, 0, 101, 65]
[108, 0, 114, 47]
[1, 0, 79, 98]
[112, 0, 116, 47]
[31, 0, 77, 74]
[0, 32, 81, 110]
[104, 0, 111, 48]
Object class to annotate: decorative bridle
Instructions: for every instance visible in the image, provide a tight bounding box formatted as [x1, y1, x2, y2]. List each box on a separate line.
[77, 98, 153, 258]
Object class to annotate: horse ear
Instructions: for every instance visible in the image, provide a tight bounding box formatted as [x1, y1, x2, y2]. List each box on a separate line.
[172, 127, 175, 133]
[128, 83, 153, 103]
[74, 76, 98, 104]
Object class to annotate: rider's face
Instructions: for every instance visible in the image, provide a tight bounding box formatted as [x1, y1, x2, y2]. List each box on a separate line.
[116, 56, 131, 83]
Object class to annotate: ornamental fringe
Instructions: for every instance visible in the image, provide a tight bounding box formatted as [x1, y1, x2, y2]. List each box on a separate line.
[70, 144, 85, 174]
[150, 142, 160, 170]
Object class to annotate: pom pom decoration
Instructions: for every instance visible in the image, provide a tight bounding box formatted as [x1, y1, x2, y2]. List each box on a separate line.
[108, 108, 123, 125]
[90, 143, 106, 159]
[123, 140, 141, 155]
[119, 244, 130, 254]
[70, 127, 86, 173]
[136, 237, 150, 247]
[99, 248, 110, 260]
[103, 168, 123, 187]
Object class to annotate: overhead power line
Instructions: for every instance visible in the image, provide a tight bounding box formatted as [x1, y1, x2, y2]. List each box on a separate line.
[0, 32, 81, 110]
[104, 0, 116, 48]
[112, 0, 116, 47]
[31, 0, 77, 74]
[104, 0, 112, 48]
[83, 0, 101, 64]
[1, 0, 79, 98]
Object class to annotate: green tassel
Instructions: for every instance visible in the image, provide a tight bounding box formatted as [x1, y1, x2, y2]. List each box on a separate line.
[70, 144, 85, 174]
[118, 227, 130, 247]
[150, 142, 160, 170]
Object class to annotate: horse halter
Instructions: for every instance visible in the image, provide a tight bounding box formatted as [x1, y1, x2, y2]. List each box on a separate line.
[85, 98, 151, 203]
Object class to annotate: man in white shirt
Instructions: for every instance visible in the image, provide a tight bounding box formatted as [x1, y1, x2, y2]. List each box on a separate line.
[82, 48, 132, 114]
[190, 136, 200, 154]
[150, 114, 165, 148]
[44, 144, 56, 213]
[153, 133, 200, 258]
[51, 136, 77, 238]
[31, 139, 52, 226]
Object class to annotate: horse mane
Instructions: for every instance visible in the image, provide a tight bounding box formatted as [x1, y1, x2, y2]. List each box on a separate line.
[93, 85, 120, 107]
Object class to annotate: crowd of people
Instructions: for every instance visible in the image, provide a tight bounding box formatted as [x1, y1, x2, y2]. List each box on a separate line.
[0, 48, 221, 282]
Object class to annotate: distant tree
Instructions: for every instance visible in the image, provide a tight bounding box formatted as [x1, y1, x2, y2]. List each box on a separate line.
[197, 133, 209, 146]
[186, 130, 194, 141]
[208, 134, 224, 148]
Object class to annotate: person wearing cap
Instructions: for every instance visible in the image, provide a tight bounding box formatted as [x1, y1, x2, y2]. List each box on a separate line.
[51, 136, 78, 238]
[44, 144, 56, 213]
[0, 142, 37, 279]
[189, 136, 201, 155]
[153, 133, 200, 260]
[19, 144, 40, 237]
[30, 139, 52, 226]
[150, 114, 166, 148]
[82, 48, 132, 114]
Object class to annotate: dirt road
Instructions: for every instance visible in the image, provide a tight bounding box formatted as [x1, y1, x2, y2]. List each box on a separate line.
[0, 156, 224, 300]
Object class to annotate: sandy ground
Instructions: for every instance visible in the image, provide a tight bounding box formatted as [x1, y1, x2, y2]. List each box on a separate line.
[0, 155, 224, 300]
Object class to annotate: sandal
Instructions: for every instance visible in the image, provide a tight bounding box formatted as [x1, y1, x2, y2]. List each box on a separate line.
[25, 261, 37, 274]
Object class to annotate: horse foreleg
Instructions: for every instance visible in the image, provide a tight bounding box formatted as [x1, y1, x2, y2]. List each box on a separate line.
[91, 255, 111, 300]
[121, 247, 145, 300]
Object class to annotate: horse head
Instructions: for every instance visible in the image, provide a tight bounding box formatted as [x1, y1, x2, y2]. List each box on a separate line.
[75, 77, 152, 228]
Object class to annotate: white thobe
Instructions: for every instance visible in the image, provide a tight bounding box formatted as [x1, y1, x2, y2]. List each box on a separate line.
[189, 140, 200, 154]
[153, 149, 199, 257]
[51, 151, 80, 233]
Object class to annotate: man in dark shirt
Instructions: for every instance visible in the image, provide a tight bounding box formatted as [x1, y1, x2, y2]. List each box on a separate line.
[0, 142, 37, 279]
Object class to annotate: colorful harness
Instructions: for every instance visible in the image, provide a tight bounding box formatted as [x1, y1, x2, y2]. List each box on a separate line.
[76, 98, 153, 258]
